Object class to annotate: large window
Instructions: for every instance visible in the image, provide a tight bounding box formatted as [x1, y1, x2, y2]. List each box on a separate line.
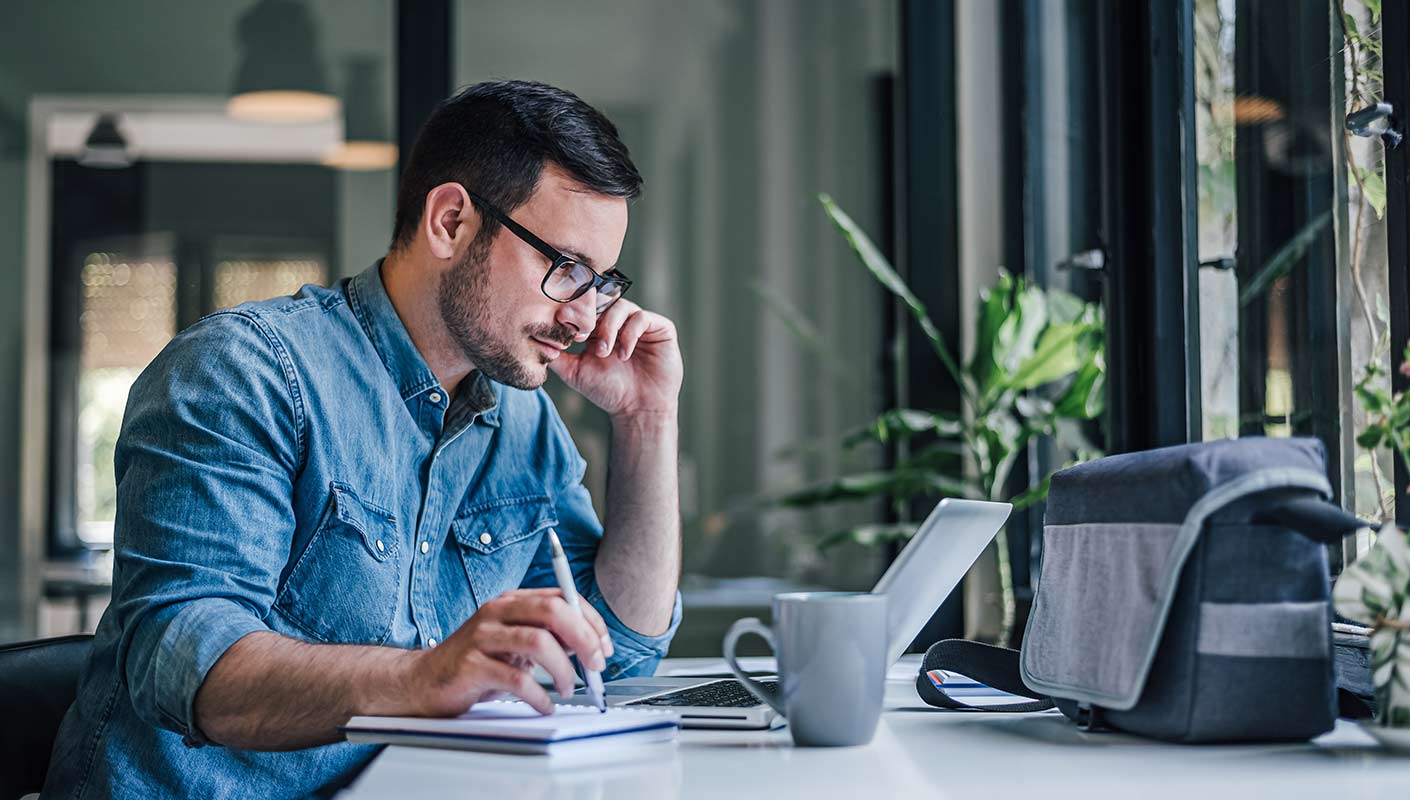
[1194, 0, 1392, 557]
[54, 232, 330, 551]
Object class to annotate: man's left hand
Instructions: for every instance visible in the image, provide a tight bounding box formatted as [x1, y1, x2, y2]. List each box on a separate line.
[549, 299, 683, 418]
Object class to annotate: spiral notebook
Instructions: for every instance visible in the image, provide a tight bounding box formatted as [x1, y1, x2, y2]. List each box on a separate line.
[343, 701, 680, 756]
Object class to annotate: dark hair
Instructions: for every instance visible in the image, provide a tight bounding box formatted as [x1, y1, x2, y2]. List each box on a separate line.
[390, 80, 642, 251]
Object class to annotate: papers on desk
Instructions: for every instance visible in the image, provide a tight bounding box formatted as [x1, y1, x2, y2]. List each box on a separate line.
[924, 670, 1046, 707]
[344, 701, 679, 757]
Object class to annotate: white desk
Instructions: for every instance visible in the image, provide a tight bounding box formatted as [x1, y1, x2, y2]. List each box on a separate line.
[342, 656, 1410, 799]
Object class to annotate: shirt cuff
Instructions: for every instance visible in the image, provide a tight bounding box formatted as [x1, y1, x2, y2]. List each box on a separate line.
[583, 580, 682, 680]
[149, 598, 269, 747]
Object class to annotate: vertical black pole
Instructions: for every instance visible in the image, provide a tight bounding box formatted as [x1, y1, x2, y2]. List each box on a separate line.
[899, 0, 964, 645]
[397, 0, 452, 177]
[1385, 1, 1410, 526]
[1102, 0, 1202, 454]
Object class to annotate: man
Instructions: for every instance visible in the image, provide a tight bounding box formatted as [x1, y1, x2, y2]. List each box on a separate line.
[44, 80, 682, 798]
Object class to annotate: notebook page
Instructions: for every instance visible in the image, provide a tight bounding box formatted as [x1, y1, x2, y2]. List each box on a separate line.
[346, 701, 678, 742]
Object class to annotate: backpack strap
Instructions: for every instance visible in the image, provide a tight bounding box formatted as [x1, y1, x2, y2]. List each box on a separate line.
[915, 639, 1055, 713]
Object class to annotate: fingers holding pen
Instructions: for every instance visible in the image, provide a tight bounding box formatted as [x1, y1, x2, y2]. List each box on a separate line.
[497, 591, 609, 671]
[477, 620, 579, 699]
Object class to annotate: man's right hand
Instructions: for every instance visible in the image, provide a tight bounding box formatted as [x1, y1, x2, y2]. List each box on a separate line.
[403, 588, 614, 716]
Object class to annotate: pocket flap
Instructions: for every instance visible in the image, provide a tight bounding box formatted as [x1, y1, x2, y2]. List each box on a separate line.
[452, 495, 558, 554]
[329, 482, 399, 561]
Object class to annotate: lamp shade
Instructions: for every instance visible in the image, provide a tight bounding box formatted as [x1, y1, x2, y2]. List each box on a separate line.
[322, 55, 397, 170]
[79, 114, 132, 169]
[227, 0, 339, 123]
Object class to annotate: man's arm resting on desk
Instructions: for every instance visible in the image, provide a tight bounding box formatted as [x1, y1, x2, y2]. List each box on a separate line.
[193, 588, 612, 750]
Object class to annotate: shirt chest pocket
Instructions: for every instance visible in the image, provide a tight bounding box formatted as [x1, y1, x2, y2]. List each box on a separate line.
[275, 482, 402, 645]
[452, 496, 558, 607]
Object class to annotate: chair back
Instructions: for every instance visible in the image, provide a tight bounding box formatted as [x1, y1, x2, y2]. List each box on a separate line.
[0, 634, 93, 799]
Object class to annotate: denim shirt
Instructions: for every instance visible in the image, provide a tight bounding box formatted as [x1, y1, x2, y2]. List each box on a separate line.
[44, 261, 681, 799]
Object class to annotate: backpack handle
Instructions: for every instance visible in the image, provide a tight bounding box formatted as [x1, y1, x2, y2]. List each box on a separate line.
[1252, 496, 1370, 544]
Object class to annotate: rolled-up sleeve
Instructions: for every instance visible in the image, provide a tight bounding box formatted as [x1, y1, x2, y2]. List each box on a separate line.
[112, 311, 301, 746]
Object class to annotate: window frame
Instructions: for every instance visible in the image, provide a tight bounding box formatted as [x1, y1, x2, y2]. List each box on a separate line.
[1384, 0, 1410, 528]
[44, 159, 334, 558]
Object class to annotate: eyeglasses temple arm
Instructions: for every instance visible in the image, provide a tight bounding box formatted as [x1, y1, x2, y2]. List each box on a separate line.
[465, 190, 563, 263]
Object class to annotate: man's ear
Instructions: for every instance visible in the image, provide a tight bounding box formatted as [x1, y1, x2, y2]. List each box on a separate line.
[421, 182, 477, 260]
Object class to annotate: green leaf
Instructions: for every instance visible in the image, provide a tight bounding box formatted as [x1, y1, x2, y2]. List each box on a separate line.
[1359, 425, 1386, 450]
[994, 280, 1049, 377]
[1366, 0, 1381, 21]
[900, 440, 969, 470]
[772, 468, 973, 508]
[1361, 168, 1387, 220]
[1046, 288, 1087, 326]
[969, 273, 1014, 390]
[1006, 322, 1089, 390]
[1392, 401, 1410, 429]
[1357, 382, 1389, 414]
[840, 408, 963, 449]
[1083, 370, 1107, 419]
[1009, 475, 1053, 512]
[1239, 210, 1333, 306]
[817, 522, 921, 551]
[1344, 11, 1358, 37]
[820, 194, 968, 392]
[1053, 359, 1106, 420]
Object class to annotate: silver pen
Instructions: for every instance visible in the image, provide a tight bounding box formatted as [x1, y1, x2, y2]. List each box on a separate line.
[546, 528, 607, 712]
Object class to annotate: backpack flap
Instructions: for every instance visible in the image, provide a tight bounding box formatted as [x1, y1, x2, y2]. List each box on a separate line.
[1019, 438, 1333, 713]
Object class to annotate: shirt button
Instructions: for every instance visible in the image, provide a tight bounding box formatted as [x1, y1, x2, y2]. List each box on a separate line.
[479, 532, 493, 545]
[428, 638, 437, 648]
[428, 391, 442, 404]
[375, 539, 385, 553]
[420, 541, 430, 554]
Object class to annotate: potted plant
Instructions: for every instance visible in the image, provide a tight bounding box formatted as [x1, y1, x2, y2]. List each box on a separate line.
[1336, 340, 1410, 747]
[758, 195, 1104, 644]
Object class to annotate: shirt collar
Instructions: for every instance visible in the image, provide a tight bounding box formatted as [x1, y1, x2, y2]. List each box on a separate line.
[346, 260, 502, 428]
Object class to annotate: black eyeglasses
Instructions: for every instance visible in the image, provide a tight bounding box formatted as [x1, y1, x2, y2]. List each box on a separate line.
[465, 189, 632, 314]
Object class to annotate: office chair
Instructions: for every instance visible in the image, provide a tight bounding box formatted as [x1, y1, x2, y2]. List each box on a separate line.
[0, 634, 92, 799]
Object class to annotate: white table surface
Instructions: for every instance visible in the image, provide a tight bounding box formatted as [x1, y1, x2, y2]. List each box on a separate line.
[341, 656, 1410, 799]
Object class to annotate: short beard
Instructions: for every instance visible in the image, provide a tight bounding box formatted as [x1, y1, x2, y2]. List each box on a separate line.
[437, 232, 576, 390]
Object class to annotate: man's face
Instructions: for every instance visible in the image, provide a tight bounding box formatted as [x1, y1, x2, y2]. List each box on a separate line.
[437, 164, 629, 389]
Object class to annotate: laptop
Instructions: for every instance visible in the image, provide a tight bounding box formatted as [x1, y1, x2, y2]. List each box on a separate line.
[592, 498, 1012, 729]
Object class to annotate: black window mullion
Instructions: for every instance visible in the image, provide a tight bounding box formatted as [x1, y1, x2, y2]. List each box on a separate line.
[1385, 0, 1410, 528]
[897, 0, 964, 647]
[396, 0, 452, 179]
[1102, 0, 1202, 454]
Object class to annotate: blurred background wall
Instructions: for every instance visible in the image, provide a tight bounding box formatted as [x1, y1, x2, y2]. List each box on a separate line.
[0, 0, 917, 653]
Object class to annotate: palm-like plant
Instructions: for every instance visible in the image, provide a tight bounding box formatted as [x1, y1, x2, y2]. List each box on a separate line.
[764, 194, 1105, 639]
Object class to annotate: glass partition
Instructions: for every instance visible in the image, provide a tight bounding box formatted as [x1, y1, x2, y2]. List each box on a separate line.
[0, 0, 396, 636]
[456, 0, 900, 650]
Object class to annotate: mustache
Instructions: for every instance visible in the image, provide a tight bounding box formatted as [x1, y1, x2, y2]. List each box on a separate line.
[528, 324, 577, 348]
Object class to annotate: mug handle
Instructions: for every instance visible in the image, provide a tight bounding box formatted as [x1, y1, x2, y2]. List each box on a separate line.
[722, 617, 786, 716]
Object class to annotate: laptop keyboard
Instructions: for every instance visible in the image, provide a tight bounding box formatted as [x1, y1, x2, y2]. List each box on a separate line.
[625, 678, 779, 709]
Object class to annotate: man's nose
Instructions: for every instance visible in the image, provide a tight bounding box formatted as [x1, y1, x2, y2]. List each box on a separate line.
[556, 290, 598, 342]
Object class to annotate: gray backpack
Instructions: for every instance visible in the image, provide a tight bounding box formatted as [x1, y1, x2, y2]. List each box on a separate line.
[918, 437, 1373, 742]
